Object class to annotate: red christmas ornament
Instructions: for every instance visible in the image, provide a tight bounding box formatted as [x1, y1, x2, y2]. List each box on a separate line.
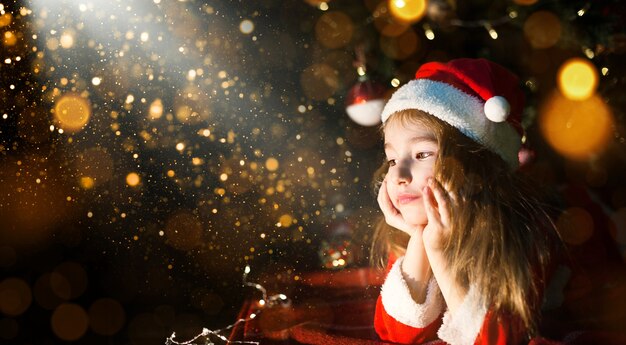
[345, 78, 387, 127]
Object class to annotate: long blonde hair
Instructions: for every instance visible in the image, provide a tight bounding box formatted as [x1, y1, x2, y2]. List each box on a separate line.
[370, 110, 560, 334]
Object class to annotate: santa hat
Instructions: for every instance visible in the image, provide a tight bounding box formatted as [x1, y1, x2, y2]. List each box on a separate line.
[380, 58, 524, 168]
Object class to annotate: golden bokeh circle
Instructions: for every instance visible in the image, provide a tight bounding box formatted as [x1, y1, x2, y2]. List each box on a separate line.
[53, 94, 92, 132]
[126, 172, 141, 187]
[34, 273, 65, 310]
[0, 13, 12, 27]
[265, 157, 279, 172]
[89, 298, 126, 335]
[53, 262, 88, 300]
[0, 278, 32, 316]
[540, 91, 613, 161]
[315, 11, 354, 49]
[380, 27, 420, 60]
[3, 31, 17, 46]
[556, 207, 594, 245]
[51, 303, 89, 341]
[373, 2, 410, 37]
[523, 11, 562, 49]
[557, 58, 598, 101]
[388, 0, 427, 23]
[300, 64, 339, 101]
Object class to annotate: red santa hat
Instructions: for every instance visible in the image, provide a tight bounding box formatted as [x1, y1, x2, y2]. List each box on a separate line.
[380, 58, 524, 168]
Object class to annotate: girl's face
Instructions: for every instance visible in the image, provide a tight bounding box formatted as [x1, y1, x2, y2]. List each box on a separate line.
[383, 119, 438, 227]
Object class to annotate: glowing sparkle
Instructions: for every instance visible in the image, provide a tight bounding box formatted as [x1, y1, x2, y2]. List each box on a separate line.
[53, 94, 92, 132]
[126, 173, 140, 187]
[557, 58, 598, 101]
[60, 32, 74, 49]
[265, 158, 279, 172]
[149, 99, 164, 119]
[388, 0, 427, 23]
[80, 176, 94, 189]
[239, 20, 254, 34]
[91, 77, 101, 86]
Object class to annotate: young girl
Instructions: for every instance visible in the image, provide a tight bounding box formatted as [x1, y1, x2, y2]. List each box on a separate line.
[371, 58, 561, 345]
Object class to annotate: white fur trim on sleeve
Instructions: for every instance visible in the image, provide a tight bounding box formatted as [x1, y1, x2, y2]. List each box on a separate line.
[380, 256, 445, 328]
[437, 284, 487, 345]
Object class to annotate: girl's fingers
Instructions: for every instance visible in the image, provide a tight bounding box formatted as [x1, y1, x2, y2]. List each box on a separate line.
[422, 184, 442, 227]
[428, 179, 450, 226]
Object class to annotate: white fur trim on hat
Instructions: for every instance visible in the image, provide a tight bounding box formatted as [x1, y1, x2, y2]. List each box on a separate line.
[381, 79, 521, 168]
[380, 256, 445, 328]
[437, 284, 487, 345]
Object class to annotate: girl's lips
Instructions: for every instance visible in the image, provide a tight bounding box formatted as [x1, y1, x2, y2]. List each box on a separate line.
[397, 194, 421, 205]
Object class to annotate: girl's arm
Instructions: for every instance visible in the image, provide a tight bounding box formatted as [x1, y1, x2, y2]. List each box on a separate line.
[421, 178, 467, 312]
[423, 178, 501, 345]
[378, 178, 432, 302]
[374, 180, 445, 343]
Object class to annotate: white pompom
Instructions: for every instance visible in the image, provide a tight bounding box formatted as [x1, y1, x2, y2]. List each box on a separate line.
[484, 96, 510, 123]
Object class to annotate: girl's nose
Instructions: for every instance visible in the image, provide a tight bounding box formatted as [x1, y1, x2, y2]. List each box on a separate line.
[390, 160, 412, 185]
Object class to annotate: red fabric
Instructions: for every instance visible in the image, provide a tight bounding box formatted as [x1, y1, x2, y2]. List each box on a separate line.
[373, 255, 527, 344]
[374, 294, 442, 344]
[478, 311, 525, 345]
[414, 59, 524, 135]
[227, 265, 626, 344]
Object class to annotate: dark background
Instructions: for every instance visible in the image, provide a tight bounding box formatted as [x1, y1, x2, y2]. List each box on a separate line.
[1, 0, 625, 344]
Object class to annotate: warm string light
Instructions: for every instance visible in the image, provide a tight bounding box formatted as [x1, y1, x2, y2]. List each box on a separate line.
[444, 13, 516, 41]
[164, 265, 290, 345]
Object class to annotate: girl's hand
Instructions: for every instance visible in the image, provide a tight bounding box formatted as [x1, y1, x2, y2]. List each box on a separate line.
[422, 178, 454, 253]
[377, 178, 418, 236]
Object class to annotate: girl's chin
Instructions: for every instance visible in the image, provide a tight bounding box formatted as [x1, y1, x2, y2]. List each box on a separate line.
[399, 211, 427, 227]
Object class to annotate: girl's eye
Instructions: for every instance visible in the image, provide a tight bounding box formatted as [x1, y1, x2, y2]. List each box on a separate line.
[387, 159, 396, 167]
[416, 152, 433, 160]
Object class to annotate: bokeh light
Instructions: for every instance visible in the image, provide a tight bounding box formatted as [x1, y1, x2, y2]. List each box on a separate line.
[34, 273, 66, 310]
[3, 31, 16, 46]
[388, 0, 427, 23]
[53, 93, 92, 132]
[556, 208, 594, 245]
[315, 11, 353, 49]
[265, 157, 279, 172]
[148, 98, 163, 120]
[239, 19, 254, 35]
[52, 262, 88, 300]
[373, 2, 410, 37]
[557, 58, 598, 101]
[126, 172, 141, 187]
[380, 27, 420, 60]
[540, 91, 614, 160]
[300, 63, 340, 101]
[523, 11, 562, 49]
[0, 13, 12, 27]
[89, 298, 125, 336]
[51, 303, 89, 341]
[0, 278, 32, 316]
[59, 31, 74, 49]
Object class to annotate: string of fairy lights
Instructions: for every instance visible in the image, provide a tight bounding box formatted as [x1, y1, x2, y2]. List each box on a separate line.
[165, 265, 290, 345]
